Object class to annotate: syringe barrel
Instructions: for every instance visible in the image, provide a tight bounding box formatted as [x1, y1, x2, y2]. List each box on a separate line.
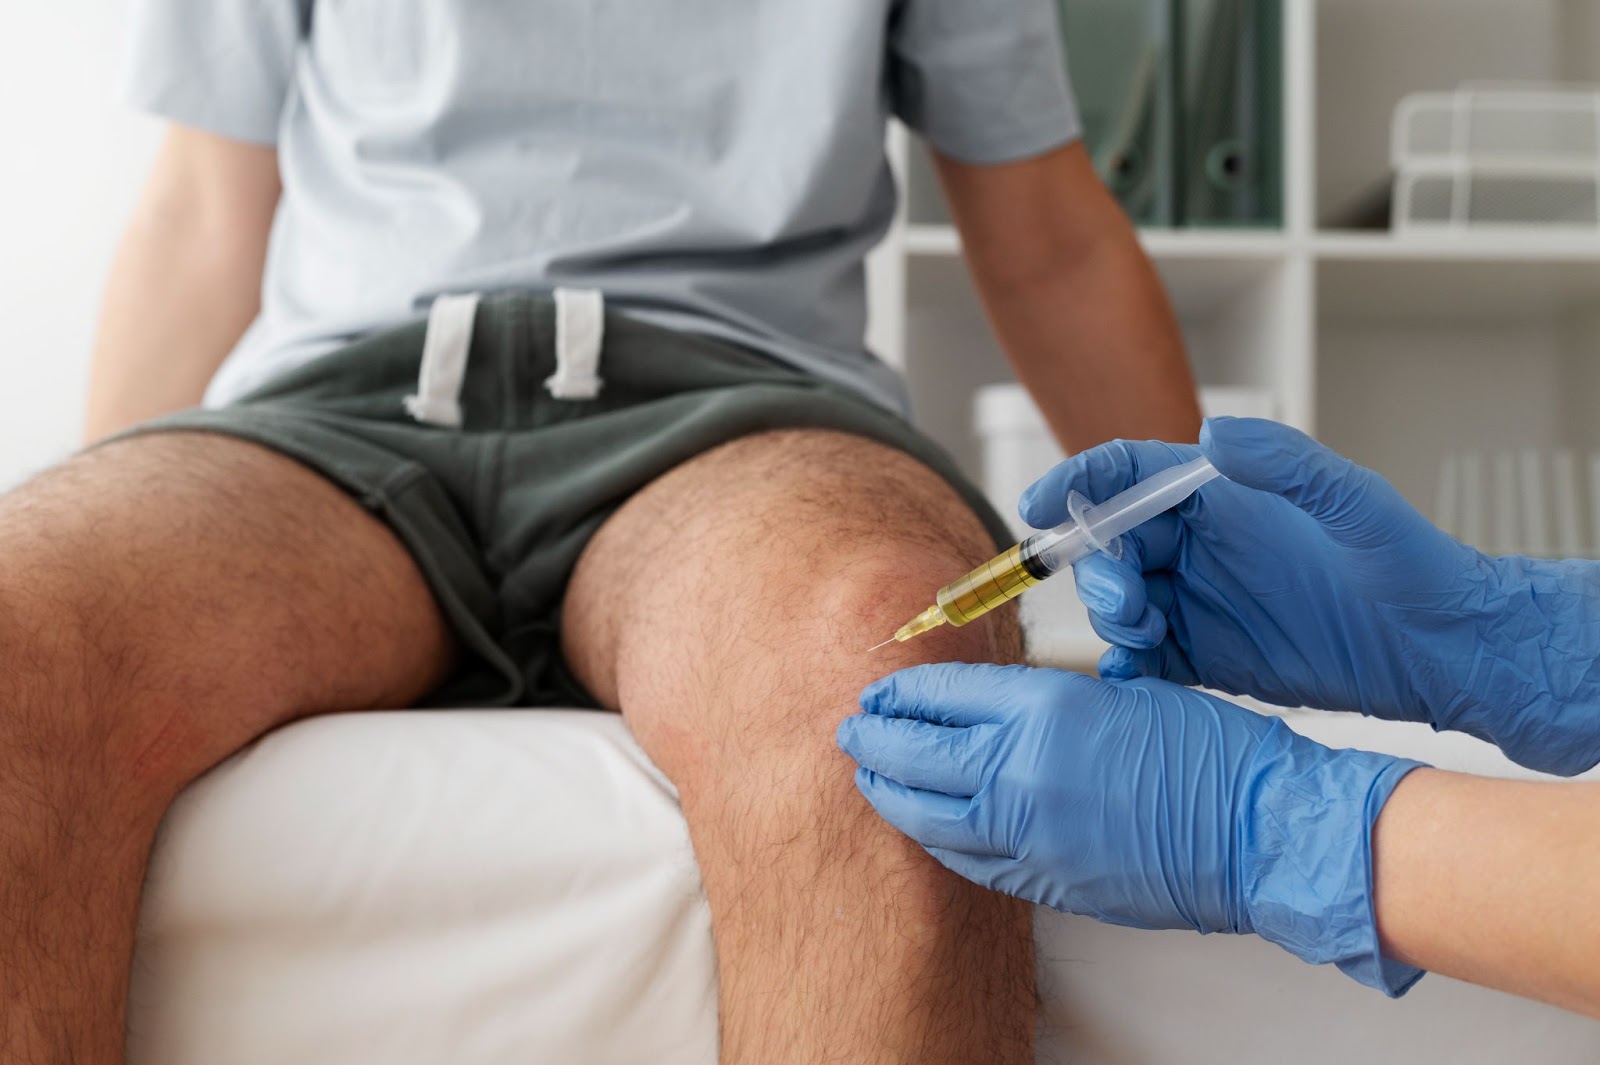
[923, 457, 1221, 631]
[1078, 457, 1220, 546]
[933, 542, 1047, 626]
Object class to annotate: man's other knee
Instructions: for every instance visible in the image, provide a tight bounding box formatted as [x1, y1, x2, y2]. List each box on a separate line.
[0, 434, 450, 804]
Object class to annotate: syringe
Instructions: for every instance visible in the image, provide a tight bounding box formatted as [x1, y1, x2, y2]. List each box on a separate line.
[874, 457, 1222, 650]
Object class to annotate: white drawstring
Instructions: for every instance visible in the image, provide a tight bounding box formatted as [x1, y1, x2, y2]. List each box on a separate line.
[404, 293, 481, 428]
[546, 287, 605, 400]
[405, 289, 604, 425]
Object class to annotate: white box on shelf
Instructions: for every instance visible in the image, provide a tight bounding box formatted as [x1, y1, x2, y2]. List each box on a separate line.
[975, 385, 1067, 541]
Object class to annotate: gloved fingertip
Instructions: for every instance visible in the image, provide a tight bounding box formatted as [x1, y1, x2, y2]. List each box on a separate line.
[863, 664, 947, 716]
[924, 845, 993, 884]
[1131, 604, 1168, 649]
[1086, 610, 1157, 655]
[1199, 417, 1314, 483]
[1073, 559, 1137, 623]
[1098, 645, 1140, 681]
[856, 766, 903, 806]
[1199, 415, 1260, 455]
[1018, 484, 1065, 529]
[835, 714, 860, 754]
[860, 675, 895, 712]
[1016, 482, 1040, 522]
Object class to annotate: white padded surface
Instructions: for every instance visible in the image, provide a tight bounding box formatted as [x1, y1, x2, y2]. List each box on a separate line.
[129, 707, 1600, 1064]
[129, 711, 717, 1064]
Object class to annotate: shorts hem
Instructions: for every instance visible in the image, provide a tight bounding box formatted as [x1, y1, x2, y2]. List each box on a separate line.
[98, 414, 529, 709]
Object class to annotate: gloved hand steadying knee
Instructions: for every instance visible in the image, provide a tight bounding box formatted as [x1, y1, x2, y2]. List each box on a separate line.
[1023, 417, 1600, 777]
[837, 663, 1425, 995]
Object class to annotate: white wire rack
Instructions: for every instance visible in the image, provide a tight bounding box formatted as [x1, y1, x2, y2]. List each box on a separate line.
[1436, 448, 1600, 559]
[1392, 84, 1600, 233]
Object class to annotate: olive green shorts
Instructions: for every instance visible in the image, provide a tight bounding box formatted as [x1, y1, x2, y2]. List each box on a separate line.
[118, 294, 1010, 708]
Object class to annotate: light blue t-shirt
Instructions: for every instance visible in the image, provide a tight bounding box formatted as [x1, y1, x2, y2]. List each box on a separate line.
[122, 0, 1081, 412]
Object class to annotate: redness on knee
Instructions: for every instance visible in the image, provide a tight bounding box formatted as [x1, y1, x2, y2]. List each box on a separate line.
[588, 432, 1020, 763]
[818, 549, 1024, 669]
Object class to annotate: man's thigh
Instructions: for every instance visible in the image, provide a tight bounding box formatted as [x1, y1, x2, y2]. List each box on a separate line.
[0, 430, 455, 791]
[561, 428, 1019, 772]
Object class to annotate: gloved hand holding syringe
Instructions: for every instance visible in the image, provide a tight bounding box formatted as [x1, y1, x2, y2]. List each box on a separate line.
[872, 456, 1223, 650]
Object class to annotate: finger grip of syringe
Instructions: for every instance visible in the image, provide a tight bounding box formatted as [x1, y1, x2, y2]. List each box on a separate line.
[1016, 523, 1093, 580]
[1025, 457, 1221, 575]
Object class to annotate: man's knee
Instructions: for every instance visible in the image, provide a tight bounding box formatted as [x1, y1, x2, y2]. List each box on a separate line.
[569, 429, 1019, 780]
[685, 431, 1016, 660]
[0, 467, 257, 802]
[0, 567, 192, 815]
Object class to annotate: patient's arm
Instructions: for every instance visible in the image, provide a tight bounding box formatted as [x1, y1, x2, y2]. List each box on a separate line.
[935, 142, 1202, 451]
[85, 126, 281, 441]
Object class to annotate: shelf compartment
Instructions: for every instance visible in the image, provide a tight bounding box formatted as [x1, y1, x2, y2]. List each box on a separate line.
[903, 223, 1291, 321]
[1319, 255, 1600, 324]
[1315, 231, 1600, 263]
[905, 222, 1289, 259]
[1315, 0, 1600, 229]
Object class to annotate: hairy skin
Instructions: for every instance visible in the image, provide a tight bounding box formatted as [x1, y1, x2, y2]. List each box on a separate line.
[564, 430, 1035, 1064]
[0, 433, 453, 1062]
[0, 426, 1032, 1063]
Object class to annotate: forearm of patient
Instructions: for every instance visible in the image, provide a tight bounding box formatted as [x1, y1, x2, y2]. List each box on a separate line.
[85, 126, 280, 441]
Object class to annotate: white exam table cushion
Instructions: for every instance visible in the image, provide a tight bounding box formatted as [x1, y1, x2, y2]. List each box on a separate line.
[129, 710, 717, 1064]
[129, 706, 1600, 1064]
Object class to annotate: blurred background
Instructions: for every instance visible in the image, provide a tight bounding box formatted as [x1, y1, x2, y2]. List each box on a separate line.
[1, 2, 1599, 1060]
[869, 0, 1600, 667]
[890, 0, 1600, 555]
[0, 7, 156, 489]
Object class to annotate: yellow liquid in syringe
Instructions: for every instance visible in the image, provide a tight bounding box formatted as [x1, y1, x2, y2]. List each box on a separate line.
[884, 542, 1047, 646]
[878, 456, 1225, 650]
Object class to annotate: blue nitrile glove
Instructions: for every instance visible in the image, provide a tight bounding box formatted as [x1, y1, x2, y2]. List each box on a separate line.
[837, 663, 1425, 995]
[1022, 418, 1600, 778]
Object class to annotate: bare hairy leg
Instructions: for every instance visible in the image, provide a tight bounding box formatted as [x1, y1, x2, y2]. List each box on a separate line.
[563, 430, 1033, 1064]
[0, 433, 454, 1063]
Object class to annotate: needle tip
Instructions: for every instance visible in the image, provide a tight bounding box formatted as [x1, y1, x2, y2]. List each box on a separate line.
[867, 637, 898, 653]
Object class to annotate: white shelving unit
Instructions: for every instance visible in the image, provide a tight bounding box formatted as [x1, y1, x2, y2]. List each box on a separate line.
[864, 0, 1600, 666]
[869, 10, 1600, 1057]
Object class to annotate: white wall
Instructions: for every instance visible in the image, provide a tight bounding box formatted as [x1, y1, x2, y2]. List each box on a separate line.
[0, 4, 159, 489]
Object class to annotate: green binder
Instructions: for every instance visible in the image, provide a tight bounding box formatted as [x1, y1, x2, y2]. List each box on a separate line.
[1056, 0, 1181, 227]
[1056, 0, 1282, 228]
[1182, 0, 1283, 227]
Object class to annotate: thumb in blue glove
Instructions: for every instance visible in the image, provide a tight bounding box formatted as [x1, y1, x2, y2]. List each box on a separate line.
[838, 662, 1426, 996]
